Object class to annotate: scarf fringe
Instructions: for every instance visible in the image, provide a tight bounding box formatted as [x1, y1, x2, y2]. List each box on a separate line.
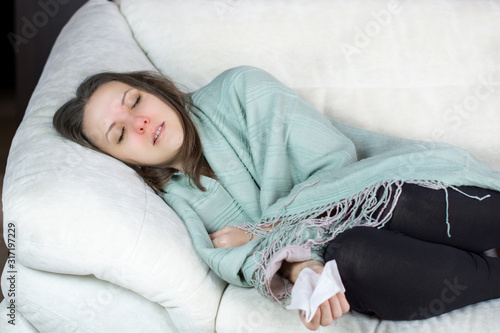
[238, 179, 489, 305]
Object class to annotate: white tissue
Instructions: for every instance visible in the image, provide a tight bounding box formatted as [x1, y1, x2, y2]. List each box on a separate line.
[286, 260, 345, 323]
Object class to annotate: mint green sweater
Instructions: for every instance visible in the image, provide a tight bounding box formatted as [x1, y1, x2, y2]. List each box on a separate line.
[161, 66, 500, 305]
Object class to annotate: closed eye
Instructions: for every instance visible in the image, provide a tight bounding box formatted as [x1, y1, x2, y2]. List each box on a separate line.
[117, 127, 125, 144]
[132, 94, 141, 109]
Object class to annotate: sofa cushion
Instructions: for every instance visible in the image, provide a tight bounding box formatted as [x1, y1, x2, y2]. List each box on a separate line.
[216, 285, 500, 333]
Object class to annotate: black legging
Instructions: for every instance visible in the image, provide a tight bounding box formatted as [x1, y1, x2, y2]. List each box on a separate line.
[323, 183, 500, 321]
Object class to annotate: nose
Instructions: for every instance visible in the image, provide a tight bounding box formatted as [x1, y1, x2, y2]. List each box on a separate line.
[131, 116, 150, 134]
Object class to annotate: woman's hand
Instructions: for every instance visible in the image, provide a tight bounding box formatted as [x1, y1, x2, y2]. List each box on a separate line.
[209, 226, 253, 248]
[300, 291, 350, 330]
[280, 260, 350, 330]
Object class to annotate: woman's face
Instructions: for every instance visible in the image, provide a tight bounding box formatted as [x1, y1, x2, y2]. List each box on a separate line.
[83, 81, 184, 170]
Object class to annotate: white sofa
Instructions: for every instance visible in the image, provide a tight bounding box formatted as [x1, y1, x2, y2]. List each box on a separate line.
[2, 0, 500, 332]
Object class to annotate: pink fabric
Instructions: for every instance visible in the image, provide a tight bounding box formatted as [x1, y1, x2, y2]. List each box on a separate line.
[264, 245, 312, 301]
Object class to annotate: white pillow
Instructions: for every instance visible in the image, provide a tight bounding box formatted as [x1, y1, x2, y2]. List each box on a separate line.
[119, 0, 500, 170]
[2, 0, 225, 332]
[1, 264, 177, 333]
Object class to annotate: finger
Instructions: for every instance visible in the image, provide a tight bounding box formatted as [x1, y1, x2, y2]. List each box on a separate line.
[319, 301, 333, 326]
[298, 309, 321, 331]
[209, 233, 215, 240]
[210, 227, 226, 239]
[209, 227, 228, 239]
[211, 239, 220, 248]
[310, 308, 322, 330]
[298, 310, 309, 328]
[329, 295, 343, 320]
[337, 292, 351, 313]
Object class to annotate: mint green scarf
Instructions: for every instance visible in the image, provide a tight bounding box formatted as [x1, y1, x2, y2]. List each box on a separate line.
[161, 66, 500, 305]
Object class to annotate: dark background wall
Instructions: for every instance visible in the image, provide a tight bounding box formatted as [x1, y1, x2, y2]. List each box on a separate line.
[0, 0, 16, 303]
[2, 1, 15, 92]
[12, 0, 89, 122]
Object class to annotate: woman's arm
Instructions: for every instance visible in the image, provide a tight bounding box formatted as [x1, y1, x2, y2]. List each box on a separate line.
[211, 230, 350, 330]
[209, 226, 256, 248]
[210, 224, 275, 248]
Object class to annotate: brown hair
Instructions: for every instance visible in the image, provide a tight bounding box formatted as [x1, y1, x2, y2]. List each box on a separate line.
[53, 71, 213, 192]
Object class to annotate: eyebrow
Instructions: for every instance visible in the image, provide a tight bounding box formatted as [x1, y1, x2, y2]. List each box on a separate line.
[105, 88, 132, 143]
[105, 123, 116, 143]
[121, 88, 132, 106]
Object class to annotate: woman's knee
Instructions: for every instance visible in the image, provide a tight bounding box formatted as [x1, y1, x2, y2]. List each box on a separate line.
[324, 227, 385, 282]
[323, 227, 391, 315]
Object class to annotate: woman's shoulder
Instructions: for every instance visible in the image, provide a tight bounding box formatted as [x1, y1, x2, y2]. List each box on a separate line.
[195, 66, 277, 93]
[216, 65, 274, 83]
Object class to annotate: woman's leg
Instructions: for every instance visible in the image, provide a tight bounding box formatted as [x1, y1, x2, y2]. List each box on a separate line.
[382, 183, 500, 252]
[324, 227, 500, 320]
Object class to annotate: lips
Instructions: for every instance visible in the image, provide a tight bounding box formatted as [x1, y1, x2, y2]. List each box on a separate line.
[153, 122, 164, 145]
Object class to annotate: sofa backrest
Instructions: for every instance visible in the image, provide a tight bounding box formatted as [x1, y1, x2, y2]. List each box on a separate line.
[120, 0, 500, 170]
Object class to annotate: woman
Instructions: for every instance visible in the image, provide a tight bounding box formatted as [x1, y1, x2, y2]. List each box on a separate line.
[54, 66, 500, 330]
